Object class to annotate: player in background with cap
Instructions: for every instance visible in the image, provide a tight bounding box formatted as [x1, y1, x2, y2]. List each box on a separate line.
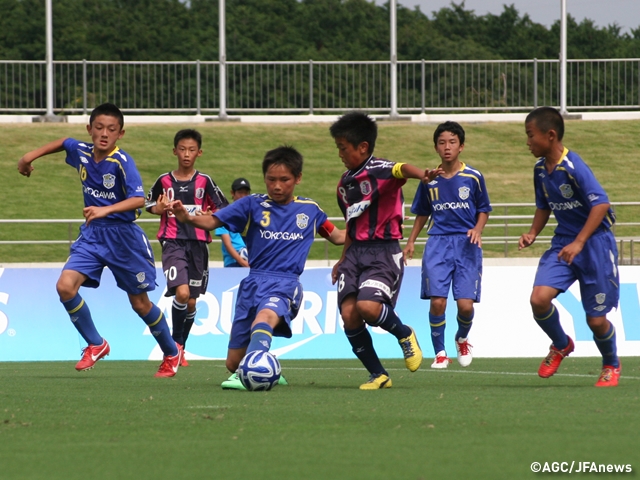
[215, 178, 252, 268]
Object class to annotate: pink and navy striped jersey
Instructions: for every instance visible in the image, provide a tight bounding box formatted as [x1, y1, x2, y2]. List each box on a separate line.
[147, 171, 228, 242]
[337, 156, 407, 241]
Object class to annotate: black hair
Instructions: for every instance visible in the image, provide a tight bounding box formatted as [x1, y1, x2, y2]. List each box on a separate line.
[525, 107, 565, 141]
[433, 121, 465, 145]
[262, 145, 303, 178]
[89, 103, 124, 129]
[329, 111, 377, 154]
[173, 129, 202, 149]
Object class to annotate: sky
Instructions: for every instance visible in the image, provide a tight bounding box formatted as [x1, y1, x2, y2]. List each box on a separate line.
[379, 0, 639, 34]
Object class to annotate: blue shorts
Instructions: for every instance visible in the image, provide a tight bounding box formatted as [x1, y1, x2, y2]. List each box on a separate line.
[421, 234, 483, 301]
[336, 240, 404, 307]
[64, 221, 157, 295]
[227, 270, 303, 350]
[534, 230, 619, 316]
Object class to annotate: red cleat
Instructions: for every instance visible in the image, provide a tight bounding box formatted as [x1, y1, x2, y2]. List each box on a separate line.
[155, 343, 183, 378]
[538, 336, 574, 378]
[75, 339, 110, 371]
[595, 363, 621, 387]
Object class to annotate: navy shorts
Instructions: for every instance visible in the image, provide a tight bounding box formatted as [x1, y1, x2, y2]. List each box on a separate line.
[228, 271, 303, 350]
[336, 240, 404, 307]
[534, 230, 620, 316]
[64, 221, 157, 295]
[161, 239, 209, 298]
[421, 234, 482, 301]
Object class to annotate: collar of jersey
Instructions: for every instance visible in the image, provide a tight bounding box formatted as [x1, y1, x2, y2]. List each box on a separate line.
[351, 155, 373, 175]
[91, 145, 120, 161]
[437, 161, 466, 175]
[545, 147, 569, 167]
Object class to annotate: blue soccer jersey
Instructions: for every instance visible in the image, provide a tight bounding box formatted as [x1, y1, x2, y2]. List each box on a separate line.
[63, 138, 145, 223]
[533, 148, 615, 236]
[410, 162, 492, 235]
[213, 194, 328, 276]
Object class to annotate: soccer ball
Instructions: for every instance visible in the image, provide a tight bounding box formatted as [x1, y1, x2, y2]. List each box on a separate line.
[238, 247, 249, 262]
[238, 350, 281, 391]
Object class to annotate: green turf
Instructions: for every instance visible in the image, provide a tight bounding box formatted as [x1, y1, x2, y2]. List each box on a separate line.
[0, 358, 638, 480]
[2, 120, 640, 263]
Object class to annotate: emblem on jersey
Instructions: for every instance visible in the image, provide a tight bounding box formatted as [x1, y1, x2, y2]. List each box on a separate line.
[260, 201, 272, 208]
[269, 297, 280, 303]
[458, 186, 470, 200]
[102, 174, 116, 189]
[296, 213, 309, 229]
[136, 272, 146, 283]
[360, 181, 372, 196]
[559, 184, 574, 199]
[195, 188, 205, 199]
[588, 193, 599, 202]
[595, 293, 606, 305]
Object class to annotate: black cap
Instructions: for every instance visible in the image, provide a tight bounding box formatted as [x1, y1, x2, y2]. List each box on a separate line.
[231, 178, 251, 191]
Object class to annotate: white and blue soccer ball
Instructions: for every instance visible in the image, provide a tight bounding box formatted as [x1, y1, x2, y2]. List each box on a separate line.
[238, 247, 249, 262]
[238, 350, 281, 391]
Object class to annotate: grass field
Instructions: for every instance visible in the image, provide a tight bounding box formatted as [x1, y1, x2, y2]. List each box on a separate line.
[1, 358, 638, 480]
[2, 120, 640, 263]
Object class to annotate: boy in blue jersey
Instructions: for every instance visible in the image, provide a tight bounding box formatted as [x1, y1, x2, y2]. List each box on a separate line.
[519, 107, 620, 387]
[404, 121, 491, 369]
[215, 178, 251, 268]
[170, 146, 345, 390]
[17, 103, 183, 377]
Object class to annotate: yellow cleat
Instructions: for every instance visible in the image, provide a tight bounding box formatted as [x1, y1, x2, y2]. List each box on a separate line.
[399, 327, 423, 372]
[359, 373, 392, 390]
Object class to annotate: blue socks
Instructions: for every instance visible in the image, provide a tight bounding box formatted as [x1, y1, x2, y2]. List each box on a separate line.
[345, 323, 387, 376]
[594, 321, 619, 368]
[456, 312, 474, 341]
[247, 322, 273, 354]
[534, 305, 569, 350]
[141, 304, 178, 356]
[371, 303, 411, 339]
[171, 299, 188, 345]
[62, 294, 102, 346]
[429, 313, 446, 353]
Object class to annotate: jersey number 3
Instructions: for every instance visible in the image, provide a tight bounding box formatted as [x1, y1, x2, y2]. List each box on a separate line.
[260, 211, 271, 227]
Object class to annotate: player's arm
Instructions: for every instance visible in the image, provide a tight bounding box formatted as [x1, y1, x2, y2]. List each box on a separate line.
[83, 196, 146, 225]
[17, 137, 68, 177]
[221, 233, 249, 267]
[558, 203, 610, 265]
[168, 200, 222, 231]
[518, 208, 551, 250]
[403, 214, 429, 263]
[318, 220, 345, 246]
[393, 163, 443, 183]
[468, 211, 489, 246]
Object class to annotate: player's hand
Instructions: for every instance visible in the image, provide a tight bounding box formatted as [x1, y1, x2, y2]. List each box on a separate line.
[518, 233, 536, 250]
[83, 206, 109, 225]
[196, 207, 213, 216]
[423, 167, 444, 183]
[156, 194, 170, 212]
[238, 257, 249, 268]
[17, 158, 34, 177]
[557, 240, 584, 265]
[168, 200, 190, 223]
[467, 228, 482, 247]
[402, 242, 415, 264]
[331, 260, 343, 285]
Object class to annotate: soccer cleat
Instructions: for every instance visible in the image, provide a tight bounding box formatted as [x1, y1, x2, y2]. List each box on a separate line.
[359, 373, 392, 390]
[455, 337, 473, 367]
[154, 343, 183, 378]
[594, 363, 621, 387]
[538, 336, 575, 378]
[75, 339, 110, 371]
[222, 371, 289, 390]
[180, 354, 189, 367]
[398, 327, 423, 372]
[431, 351, 452, 369]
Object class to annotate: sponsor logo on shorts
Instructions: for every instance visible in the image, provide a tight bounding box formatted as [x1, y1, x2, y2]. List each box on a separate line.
[189, 279, 202, 287]
[103, 174, 116, 189]
[458, 186, 470, 200]
[265, 302, 278, 308]
[296, 213, 309, 229]
[346, 200, 371, 222]
[559, 184, 574, 199]
[595, 293, 606, 305]
[136, 272, 146, 283]
[137, 283, 149, 289]
[269, 297, 280, 302]
[359, 279, 392, 298]
[594, 305, 607, 312]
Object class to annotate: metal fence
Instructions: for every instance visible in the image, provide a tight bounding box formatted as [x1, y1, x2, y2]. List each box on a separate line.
[1, 58, 639, 114]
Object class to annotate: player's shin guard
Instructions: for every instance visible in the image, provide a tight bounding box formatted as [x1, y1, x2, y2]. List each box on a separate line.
[534, 305, 569, 350]
[371, 303, 411, 339]
[141, 305, 178, 356]
[62, 294, 102, 346]
[429, 313, 446, 354]
[455, 312, 474, 341]
[594, 321, 619, 368]
[247, 322, 273, 354]
[345, 324, 387, 376]
[183, 310, 196, 346]
[171, 299, 188, 345]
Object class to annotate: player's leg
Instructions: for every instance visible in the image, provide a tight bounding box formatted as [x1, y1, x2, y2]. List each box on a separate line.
[171, 284, 190, 346]
[178, 297, 197, 367]
[429, 297, 452, 369]
[181, 241, 209, 352]
[161, 240, 192, 347]
[454, 298, 474, 367]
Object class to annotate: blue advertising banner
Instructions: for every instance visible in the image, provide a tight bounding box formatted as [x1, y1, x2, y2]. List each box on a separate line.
[1, 265, 639, 361]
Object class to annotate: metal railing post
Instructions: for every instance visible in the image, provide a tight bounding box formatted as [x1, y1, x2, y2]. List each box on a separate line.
[82, 59, 87, 114]
[196, 59, 201, 115]
[421, 59, 425, 113]
[309, 60, 314, 115]
[533, 58, 538, 108]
